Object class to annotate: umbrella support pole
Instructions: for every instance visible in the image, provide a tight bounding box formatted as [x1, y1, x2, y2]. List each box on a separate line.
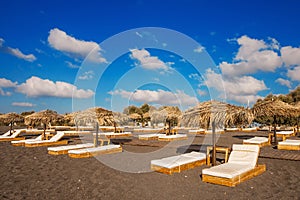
[212, 121, 216, 166]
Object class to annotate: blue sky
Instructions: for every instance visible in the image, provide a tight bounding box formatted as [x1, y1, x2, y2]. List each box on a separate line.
[0, 0, 300, 114]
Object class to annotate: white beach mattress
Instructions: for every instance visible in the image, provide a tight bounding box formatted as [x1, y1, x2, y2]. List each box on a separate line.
[243, 137, 268, 144]
[202, 163, 253, 179]
[68, 144, 121, 154]
[11, 135, 42, 144]
[277, 131, 294, 135]
[48, 143, 94, 151]
[158, 134, 187, 139]
[189, 129, 205, 133]
[278, 139, 300, 146]
[151, 152, 206, 169]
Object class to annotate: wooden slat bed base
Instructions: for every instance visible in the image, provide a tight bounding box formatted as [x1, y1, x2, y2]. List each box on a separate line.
[151, 159, 206, 175]
[24, 140, 68, 147]
[68, 147, 123, 158]
[202, 164, 266, 187]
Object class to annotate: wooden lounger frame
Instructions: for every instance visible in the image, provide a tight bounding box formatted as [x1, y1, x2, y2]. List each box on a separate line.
[25, 140, 68, 147]
[139, 135, 159, 140]
[151, 159, 206, 175]
[277, 144, 300, 151]
[202, 164, 266, 187]
[0, 137, 26, 142]
[105, 133, 132, 139]
[68, 146, 123, 158]
[243, 141, 270, 147]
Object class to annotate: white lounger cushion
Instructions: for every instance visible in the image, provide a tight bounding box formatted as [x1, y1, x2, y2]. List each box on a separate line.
[11, 135, 43, 144]
[202, 163, 252, 179]
[0, 129, 26, 139]
[68, 144, 121, 154]
[243, 137, 269, 144]
[158, 134, 187, 139]
[151, 152, 206, 169]
[278, 139, 300, 146]
[139, 134, 159, 138]
[189, 129, 205, 133]
[48, 143, 94, 151]
[277, 131, 294, 135]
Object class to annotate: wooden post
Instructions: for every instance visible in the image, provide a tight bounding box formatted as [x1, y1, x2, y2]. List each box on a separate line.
[43, 123, 46, 140]
[273, 116, 277, 145]
[9, 120, 13, 135]
[95, 122, 99, 147]
[212, 120, 216, 166]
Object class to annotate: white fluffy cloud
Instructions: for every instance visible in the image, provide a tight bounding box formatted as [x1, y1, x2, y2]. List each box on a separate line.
[220, 35, 282, 77]
[0, 78, 17, 96]
[78, 71, 94, 80]
[130, 49, 171, 71]
[16, 76, 94, 98]
[109, 89, 198, 105]
[287, 66, 300, 81]
[12, 102, 35, 107]
[194, 46, 205, 53]
[275, 78, 292, 88]
[0, 78, 17, 88]
[0, 38, 36, 62]
[48, 28, 106, 63]
[281, 46, 300, 66]
[204, 69, 267, 104]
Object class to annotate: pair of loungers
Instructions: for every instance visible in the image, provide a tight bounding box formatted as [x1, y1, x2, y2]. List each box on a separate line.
[0, 129, 26, 141]
[151, 144, 266, 187]
[47, 143, 122, 158]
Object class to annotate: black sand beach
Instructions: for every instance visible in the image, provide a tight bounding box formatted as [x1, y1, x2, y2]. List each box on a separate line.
[0, 127, 299, 200]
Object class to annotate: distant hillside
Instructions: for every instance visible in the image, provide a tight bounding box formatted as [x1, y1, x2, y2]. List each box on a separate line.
[257, 86, 300, 105]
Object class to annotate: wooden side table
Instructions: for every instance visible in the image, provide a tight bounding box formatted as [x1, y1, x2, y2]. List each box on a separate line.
[206, 146, 230, 166]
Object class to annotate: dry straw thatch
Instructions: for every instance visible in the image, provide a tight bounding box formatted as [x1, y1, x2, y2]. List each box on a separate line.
[181, 100, 254, 129]
[0, 112, 24, 125]
[24, 110, 63, 127]
[63, 107, 115, 126]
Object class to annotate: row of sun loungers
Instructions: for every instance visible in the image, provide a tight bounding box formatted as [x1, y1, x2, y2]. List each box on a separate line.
[138, 133, 188, 141]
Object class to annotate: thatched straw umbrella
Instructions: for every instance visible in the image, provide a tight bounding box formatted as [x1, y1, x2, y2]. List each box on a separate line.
[251, 99, 300, 144]
[0, 112, 24, 135]
[152, 106, 181, 134]
[181, 100, 254, 166]
[25, 110, 63, 140]
[181, 101, 254, 129]
[65, 107, 115, 146]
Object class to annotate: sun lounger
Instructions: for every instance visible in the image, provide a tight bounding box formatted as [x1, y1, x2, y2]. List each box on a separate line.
[133, 128, 164, 133]
[202, 144, 266, 187]
[151, 152, 206, 175]
[188, 129, 206, 134]
[68, 144, 122, 158]
[158, 134, 188, 141]
[24, 131, 68, 147]
[0, 129, 26, 141]
[0, 130, 12, 137]
[243, 137, 270, 147]
[225, 128, 241, 132]
[95, 132, 132, 138]
[241, 127, 258, 132]
[204, 129, 225, 134]
[138, 134, 160, 140]
[11, 135, 43, 146]
[278, 139, 300, 150]
[48, 143, 95, 155]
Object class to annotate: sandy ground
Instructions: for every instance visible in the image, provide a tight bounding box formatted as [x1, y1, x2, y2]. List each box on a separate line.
[0, 127, 299, 200]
